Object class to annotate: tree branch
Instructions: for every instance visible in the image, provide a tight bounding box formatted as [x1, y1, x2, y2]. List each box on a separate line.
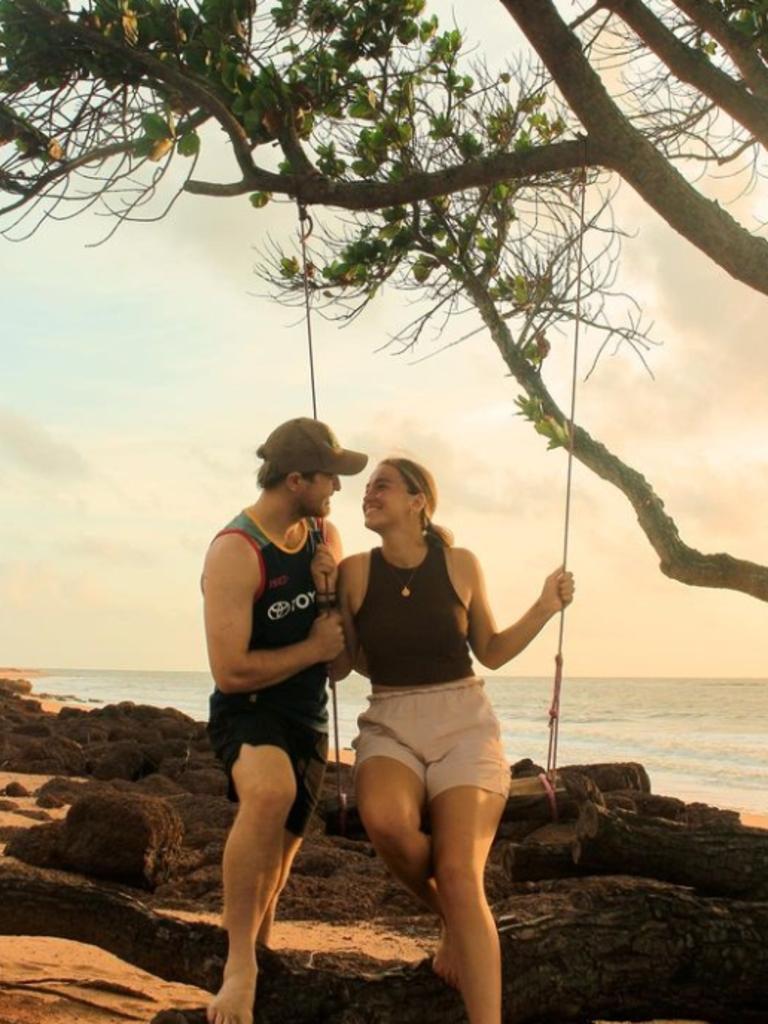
[461, 268, 768, 602]
[186, 138, 601, 207]
[15, 0, 256, 182]
[671, 0, 768, 100]
[500, 0, 768, 299]
[602, 0, 768, 148]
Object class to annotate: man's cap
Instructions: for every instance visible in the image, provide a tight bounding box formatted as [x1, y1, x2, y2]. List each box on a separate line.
[257, 418, 368, 476]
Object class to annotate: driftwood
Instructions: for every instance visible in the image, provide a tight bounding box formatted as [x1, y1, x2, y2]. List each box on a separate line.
[322, 761, 639, 838]
[2, 862, 767, 1023]
[604, 789, 742, 826]
[574, 802, 768, 899]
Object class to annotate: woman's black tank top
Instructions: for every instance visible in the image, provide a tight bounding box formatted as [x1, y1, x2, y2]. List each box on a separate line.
[354, 544, 474, 687]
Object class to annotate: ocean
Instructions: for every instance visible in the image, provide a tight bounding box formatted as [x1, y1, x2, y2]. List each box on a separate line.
[33, 669, 768, 816]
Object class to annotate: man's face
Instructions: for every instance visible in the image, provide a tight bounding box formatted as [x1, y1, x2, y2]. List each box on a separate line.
[296, 471, 340, 518]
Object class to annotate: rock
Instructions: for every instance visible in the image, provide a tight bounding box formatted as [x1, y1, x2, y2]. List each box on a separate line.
[175, 769, 228, 797]
[134, 774, 186, 797]
[0, 677, 32, 695]
[12, 721, 53, 737]
[14, 808, 53, 822]
[60, 792, 184, 889]
[6, 821, 64, 869]
[5, 735, 85, 775]
[167, 794, 236, 841]
[4, 781, 30, 798]
[89, 739, 147, 781]
[36, 776, 101, 806]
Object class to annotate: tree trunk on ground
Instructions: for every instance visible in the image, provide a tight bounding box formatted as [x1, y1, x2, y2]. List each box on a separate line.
[502, 839, 585, 882]
[575, 802, 768, 898]
[323, 762, 631, 839]
[2, 863, 767, 1023]
[604, 790, 742, 827]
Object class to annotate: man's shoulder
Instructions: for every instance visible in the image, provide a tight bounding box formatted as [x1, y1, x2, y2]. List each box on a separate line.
[212, 510, 270, 550]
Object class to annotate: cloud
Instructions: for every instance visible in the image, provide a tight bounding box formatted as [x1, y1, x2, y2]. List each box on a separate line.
[0, 408, 89, 480]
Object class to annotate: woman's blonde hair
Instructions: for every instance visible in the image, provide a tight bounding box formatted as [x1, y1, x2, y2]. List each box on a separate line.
[382, 457, 453, 548]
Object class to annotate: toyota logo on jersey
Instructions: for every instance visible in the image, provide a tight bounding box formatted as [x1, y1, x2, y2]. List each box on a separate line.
[267, 590, 316, 620]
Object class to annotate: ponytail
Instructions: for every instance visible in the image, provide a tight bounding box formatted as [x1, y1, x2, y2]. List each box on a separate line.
[424, 518, 453, 548]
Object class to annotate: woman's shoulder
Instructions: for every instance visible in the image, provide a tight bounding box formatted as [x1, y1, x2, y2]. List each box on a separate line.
[339, 550, 373, 582]
[444, 546, 479, 570]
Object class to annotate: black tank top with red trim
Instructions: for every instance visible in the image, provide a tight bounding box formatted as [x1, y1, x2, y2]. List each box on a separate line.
[209, 510, 328, 731]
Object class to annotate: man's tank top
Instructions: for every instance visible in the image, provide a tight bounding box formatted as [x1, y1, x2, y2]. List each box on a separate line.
[208, 510, 328, 731]
[354, 544, 474, 687]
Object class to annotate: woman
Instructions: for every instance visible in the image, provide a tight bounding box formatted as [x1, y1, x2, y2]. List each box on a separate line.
[326, 457, 574, 1024]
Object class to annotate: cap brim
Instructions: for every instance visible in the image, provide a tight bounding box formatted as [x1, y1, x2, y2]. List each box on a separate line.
[330, 449, 368, 475]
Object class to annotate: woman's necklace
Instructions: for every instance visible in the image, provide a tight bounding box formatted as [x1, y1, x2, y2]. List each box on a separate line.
[382, 549, 428, 598]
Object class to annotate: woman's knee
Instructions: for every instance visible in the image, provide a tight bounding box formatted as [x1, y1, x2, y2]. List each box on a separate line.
[360, 804, 422, 850]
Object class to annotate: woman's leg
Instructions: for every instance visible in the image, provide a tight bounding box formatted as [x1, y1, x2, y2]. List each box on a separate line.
[355, 756, 442, 917]
[429, 786, 507, 1024]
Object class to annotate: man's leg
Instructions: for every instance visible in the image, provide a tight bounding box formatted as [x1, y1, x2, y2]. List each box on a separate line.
[256, 831, 302, 948]
[207, 744, 296, 1024]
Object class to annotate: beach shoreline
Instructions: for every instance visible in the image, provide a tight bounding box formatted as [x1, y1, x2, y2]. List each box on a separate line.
[4, 669, 766, 825]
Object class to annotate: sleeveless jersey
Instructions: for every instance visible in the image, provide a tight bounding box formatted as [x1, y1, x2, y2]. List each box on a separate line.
[209, 509, 328, 731]
[354, 544, 474, 687]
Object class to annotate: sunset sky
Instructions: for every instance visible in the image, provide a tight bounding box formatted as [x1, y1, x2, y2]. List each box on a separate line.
[2, 1, 766, 678]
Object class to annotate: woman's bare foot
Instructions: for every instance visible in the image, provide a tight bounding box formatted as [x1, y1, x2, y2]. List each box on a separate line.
[206, 962, 257, 1024]
[432, 925, 460, 989]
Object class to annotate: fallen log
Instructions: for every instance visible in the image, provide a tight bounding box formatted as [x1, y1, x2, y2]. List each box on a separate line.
[603, 790, 742, 827]
[2, 862, 767, 1023]
[323, 761, 647, 838]
[502, 840, 584, 882]
[323, 773, 592, 839]
[575, 801, 768, 898]
[558, 761, 651, 793]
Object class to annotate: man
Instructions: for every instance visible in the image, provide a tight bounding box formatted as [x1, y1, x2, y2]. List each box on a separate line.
[202, 417, 367, 1024]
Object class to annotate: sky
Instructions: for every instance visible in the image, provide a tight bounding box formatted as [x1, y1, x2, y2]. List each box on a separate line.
[1, 1, 767, 678]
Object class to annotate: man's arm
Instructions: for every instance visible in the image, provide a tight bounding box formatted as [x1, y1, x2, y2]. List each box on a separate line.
[203, 533, 343, 694]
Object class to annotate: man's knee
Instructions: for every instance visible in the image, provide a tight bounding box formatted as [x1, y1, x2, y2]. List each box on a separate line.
[232, 747, 296, 821]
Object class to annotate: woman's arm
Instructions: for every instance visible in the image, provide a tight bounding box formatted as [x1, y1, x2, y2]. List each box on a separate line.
[329, 554, 370, 682]
[460, 549, 574, 670]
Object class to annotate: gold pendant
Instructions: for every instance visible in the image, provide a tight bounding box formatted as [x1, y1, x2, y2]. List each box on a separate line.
[401, 586, 411, 597]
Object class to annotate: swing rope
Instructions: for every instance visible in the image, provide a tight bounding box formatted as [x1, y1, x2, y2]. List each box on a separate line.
[296, 145, 588, 827]
[296, 199, 347, 830]
[541, 143, 588, 817]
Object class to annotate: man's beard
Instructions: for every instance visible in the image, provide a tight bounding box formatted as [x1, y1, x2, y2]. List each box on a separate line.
[297, 494, 329, 519]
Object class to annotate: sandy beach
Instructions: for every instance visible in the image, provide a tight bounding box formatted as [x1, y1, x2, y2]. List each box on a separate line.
[1, 670, 765, 1024]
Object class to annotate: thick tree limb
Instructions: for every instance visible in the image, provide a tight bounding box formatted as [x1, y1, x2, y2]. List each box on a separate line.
[574, 801, 768, 899]
[602, 0, 768, 147]
[671, 0, 768, 100]
[501, 0, 768, 298]
[464, 272, 768, 600]
[2, 864, 768, 1023]
[185, 138, 601, 207]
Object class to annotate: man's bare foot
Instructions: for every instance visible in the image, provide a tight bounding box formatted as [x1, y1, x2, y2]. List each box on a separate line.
[432, 926, 460, 989]
[206, 963, 257, 1024]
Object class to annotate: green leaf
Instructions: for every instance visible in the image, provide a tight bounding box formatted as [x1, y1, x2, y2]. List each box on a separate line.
[280, 255, 300, 277]
[249, 191, 271, 208]
[141, 112, 172, 140]
[396, 19, 419, 44]
[177, 131, 200, 157]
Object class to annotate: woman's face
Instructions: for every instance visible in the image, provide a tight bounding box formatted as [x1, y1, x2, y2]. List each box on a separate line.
[362, 462, 422, 533]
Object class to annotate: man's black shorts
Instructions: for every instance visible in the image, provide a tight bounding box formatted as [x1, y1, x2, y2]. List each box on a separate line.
[207, 698, 328, 836]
